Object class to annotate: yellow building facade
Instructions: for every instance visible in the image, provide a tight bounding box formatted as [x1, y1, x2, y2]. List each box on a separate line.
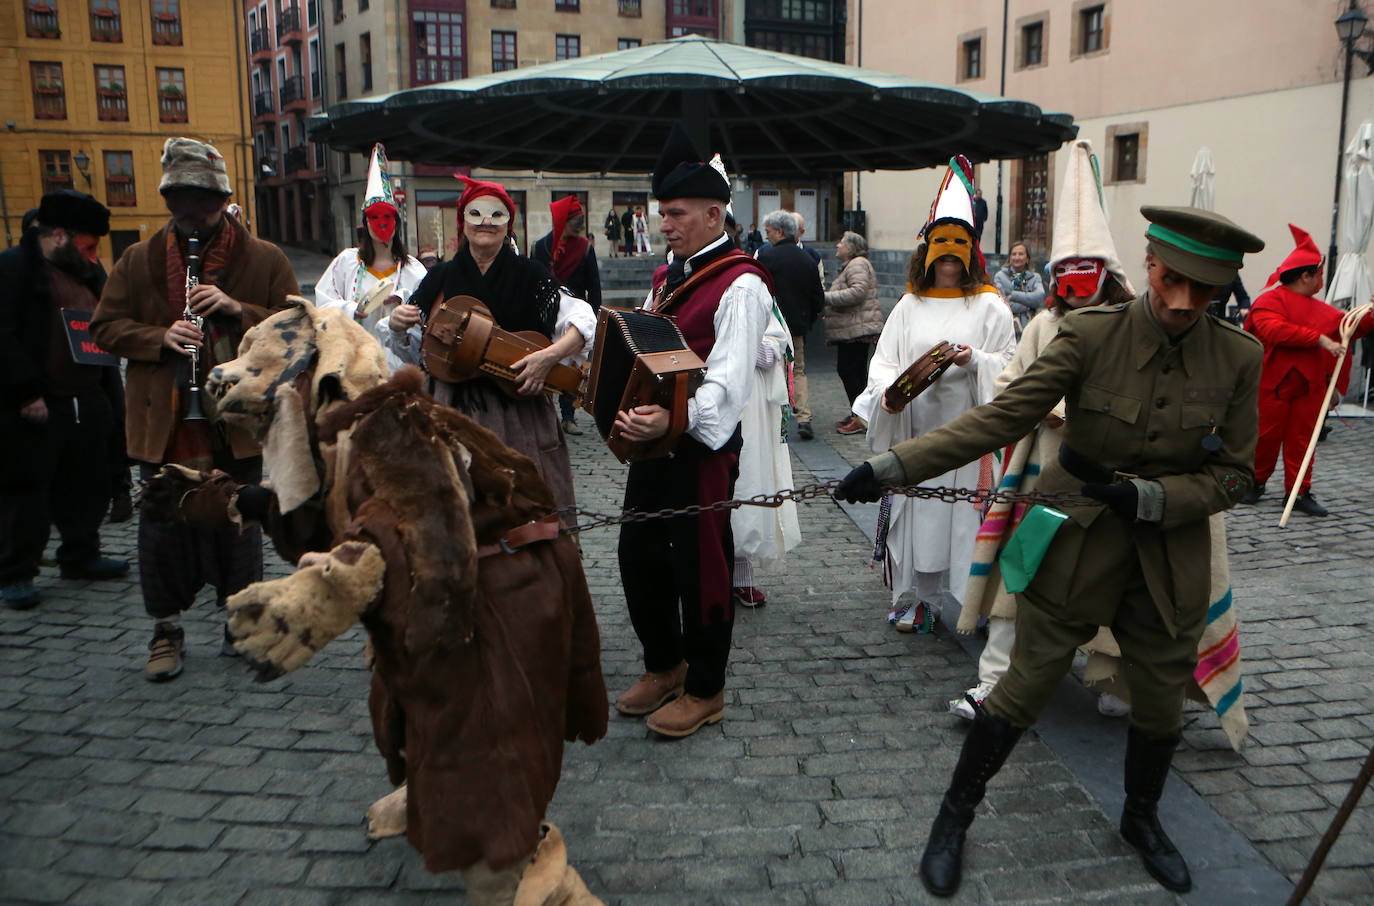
[1, 0, 255, 267]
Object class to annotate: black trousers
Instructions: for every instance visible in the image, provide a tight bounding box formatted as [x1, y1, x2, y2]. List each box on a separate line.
[618, 431, 741, 698]
[0, 392, 114, 584]
[137, 456, 263, 620]
[835, 341, 873, 406]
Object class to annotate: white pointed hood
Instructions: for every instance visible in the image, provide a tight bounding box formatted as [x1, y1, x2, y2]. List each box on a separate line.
[926, 158, 977, 233]
[1050, 139, 1133, 295]
[362, 143, 395, 213]
[709, 153, 734, 217]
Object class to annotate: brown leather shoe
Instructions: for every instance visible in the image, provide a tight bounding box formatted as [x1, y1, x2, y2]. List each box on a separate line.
[614, 662, 687, 716]
[645, 691, 725, 738]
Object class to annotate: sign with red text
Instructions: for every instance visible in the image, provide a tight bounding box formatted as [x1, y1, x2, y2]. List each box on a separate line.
[60, 309, 118, 366]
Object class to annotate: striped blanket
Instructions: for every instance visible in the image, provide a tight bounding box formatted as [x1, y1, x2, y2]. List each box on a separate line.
[1083, 512, 1249, 751]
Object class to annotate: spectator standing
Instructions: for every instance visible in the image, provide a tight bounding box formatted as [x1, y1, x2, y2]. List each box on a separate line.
[745, 223, 763, 255]
[824, 231, 884, 435]
[0, 190, 129, 611]
[757, 210, 825, 440]
[993, 241, 1047, 329]
[620, 207, 635, 257]
[532, 194, 602, 436]
[633, 206, 652, 256]
[91, 138, 298, 681]
[1242, 224, 1374, 516]
[972, 187, 989, 238]
[603, 208, 621, 258]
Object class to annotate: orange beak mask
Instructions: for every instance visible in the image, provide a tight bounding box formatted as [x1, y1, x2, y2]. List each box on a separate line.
[924, 223, 973, 272]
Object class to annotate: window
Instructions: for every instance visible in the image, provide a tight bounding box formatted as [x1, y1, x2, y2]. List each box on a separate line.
[360, 33, 372, 91]
[95, 65, 129, 121]
[157, 67, 187, 123]
[41, 150, 73, 195]
[25, 1, 60, 38]
[1021, 20, 1044, 67]
[961, 37, 982, 81]
[307, 0, 317, 26]
[618, 37, 641, 50]
[413, 9, 465, 84]
[281, 123, 292, 155]
[30, 62, 65, 120]
[333, 0, 344, 22]
[1105, 123, 1147, 183]
[1071, 1, 1108, 58]
[152, 0, 182, 45]
[359, 0, 369, 10]
[492, 30, 517, 72]
[492, 0, 516, 7]
[309, 38, 321, 97]
[555, 34, 580, 61]
[91, 0, 123, 42]
[335, 42, 347, 98]
[555, 0, 579, 10]
[1013, 152, 1050, 256]
[104, 151, 136, 207]
[342, 154, 351, 176]
[618, 0, 641, 15]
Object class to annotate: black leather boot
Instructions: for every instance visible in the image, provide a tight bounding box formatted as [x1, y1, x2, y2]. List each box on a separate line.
[919, 705, 1024, 897]
[1120, 726, 1192, 893]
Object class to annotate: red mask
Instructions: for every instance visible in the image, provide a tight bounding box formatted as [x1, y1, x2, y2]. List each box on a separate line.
[1053, 258, 1107, 301]
[365, 204, 396, 244]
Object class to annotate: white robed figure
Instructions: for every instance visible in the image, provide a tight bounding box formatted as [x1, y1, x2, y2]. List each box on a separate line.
[314, 144, 427, 372]
[852, 158, 1015, 632]
[731, 304, 801, 606]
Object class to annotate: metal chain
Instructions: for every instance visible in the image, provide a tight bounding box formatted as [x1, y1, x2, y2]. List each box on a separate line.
[556, 481, 1093, 535]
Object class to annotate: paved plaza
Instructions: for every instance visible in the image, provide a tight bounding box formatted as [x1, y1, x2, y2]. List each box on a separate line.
[3, 302, 1374, 903]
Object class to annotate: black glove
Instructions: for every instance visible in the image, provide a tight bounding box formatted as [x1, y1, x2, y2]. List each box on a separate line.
[835, 462, 885, 504]
[233, 484, 275, 522]
[1081, 482, 1138, 521]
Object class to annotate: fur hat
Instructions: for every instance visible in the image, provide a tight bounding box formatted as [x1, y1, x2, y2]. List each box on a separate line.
[652, 122, 731, 203]
[159, 137, 232, 196]
[37, 190, 110, 236]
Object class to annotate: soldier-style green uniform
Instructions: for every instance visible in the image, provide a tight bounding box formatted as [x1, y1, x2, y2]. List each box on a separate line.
[890, 293, 1261, 735]
[841, 206, 1267, 899]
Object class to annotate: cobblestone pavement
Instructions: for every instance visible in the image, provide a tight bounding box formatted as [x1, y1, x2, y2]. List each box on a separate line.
[3, 329, 1372, 905]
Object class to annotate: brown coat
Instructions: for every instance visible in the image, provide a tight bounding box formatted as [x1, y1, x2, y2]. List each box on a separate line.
[823, 254, 884, 343]
[90, 216, 298, 462]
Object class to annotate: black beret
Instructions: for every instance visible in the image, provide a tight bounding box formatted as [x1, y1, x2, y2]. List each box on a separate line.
[37, 190, 110, 237]
[652, 121, 731, 204]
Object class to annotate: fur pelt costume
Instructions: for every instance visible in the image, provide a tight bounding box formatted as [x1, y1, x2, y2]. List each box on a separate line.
[143, 300, 606, 904]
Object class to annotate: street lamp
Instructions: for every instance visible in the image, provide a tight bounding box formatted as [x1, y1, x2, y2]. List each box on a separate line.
[73, 150, 91, 186]
[1329, 1, 1373, 283]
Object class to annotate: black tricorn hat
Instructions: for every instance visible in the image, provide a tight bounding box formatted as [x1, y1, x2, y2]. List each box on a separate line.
[37, 190, 110, 237]
[652, 121, 731, 203]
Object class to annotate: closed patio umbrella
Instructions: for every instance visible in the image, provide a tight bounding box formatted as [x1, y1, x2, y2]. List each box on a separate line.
[1189, 147, 1215, 211]
[1327, 120, 1374, 310]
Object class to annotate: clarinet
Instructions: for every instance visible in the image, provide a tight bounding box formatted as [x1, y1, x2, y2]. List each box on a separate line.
[182, 232, 207, 421]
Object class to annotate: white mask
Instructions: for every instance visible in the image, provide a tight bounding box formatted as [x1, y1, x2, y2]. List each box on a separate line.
[464, 196, 511, 227]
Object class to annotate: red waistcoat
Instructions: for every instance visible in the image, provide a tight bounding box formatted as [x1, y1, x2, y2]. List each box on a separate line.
[650, 251, 774, 360]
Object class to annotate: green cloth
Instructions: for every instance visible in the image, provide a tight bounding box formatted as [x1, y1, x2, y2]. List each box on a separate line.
[998, 505, 1069, 594]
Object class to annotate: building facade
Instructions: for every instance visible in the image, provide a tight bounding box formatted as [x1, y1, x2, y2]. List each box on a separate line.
[244, 0, 331, 250]
[851, 0, 1374, 291]
[3, 0, 255, 265]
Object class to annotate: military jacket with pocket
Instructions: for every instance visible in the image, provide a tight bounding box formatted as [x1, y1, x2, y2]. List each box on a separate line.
[890, 294, 1261, 633]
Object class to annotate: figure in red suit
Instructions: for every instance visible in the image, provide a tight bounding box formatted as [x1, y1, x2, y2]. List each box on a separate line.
[1242, 224, 1374, 516]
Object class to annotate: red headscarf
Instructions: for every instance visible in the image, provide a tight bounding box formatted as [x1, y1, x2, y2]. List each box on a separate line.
[1265, 223, 1323, 287]
[549, 195, 589, 281]
[455, 174, 518, 237]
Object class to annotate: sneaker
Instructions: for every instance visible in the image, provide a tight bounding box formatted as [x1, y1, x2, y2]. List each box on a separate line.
[949, 682, 996, 721]
[836, 416, 866, 436]
[108, 490, 134, 523]
[1097, 692, 1132, 717]
[59, 557, 130, 580]
[797, 421, 814, 441]
[1292, 492, 1329, 517]
[145, 624, 185, 682]
[732, 586, 766, 607]
[888, 602, 913, 626]
[1, 580, 40, 611]
[1238, 484, 1265, 505]
[561, 419, 584, 436]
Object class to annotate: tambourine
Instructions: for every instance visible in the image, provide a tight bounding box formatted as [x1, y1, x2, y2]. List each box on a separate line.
[883, 340, 957, 412]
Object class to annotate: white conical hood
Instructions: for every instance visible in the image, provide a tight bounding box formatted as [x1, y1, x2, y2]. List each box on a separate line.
[926, 159, 976, 232]
[709, 153, 734, 217]
[1050, 139, 1133, 294]
[362, 143, 395, 212]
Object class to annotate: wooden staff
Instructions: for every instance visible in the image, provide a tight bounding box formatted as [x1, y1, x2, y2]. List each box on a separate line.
[1285, 740, 1374, 905]
[1279, 302, 1374, 528]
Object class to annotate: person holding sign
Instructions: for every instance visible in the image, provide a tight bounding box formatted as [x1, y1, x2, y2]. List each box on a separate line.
[0, 190, 129, 611]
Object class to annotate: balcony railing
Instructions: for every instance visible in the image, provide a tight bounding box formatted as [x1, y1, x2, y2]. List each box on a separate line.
[106, 179, 136, 208]
[285, 145, 310, 174]
[279, 74, 306, 108]
[91, 11, 122, 41]
[253, 90, 275, 117]
[96, 89, 129, 121]
[250, 26, 271, 55]
[33, 89, 65, 119]
[159, 92, 188, 123]
[26, 7, 60, 37]
[618, 0, 641, 16]
[152, 12, 181, 45]
[276, 6, 302, 42]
